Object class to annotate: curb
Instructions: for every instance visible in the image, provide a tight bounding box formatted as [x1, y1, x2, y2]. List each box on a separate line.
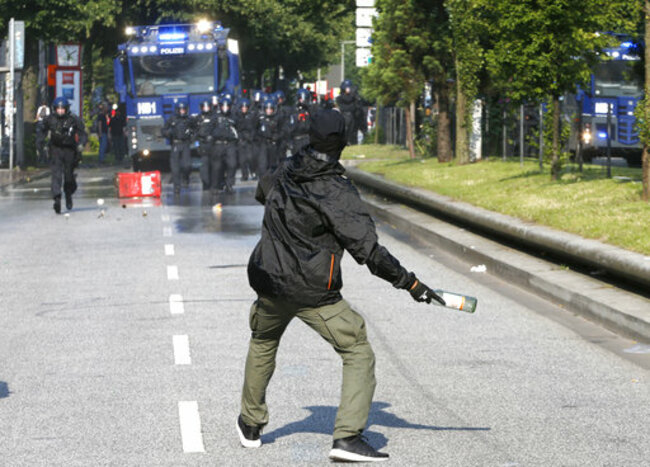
[0, 169, 50, 190]
[346, 167, 650, 289]
[358, 191, 650, 344]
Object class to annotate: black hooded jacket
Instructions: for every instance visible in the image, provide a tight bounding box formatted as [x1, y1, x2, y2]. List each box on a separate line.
[247, 146, 415, 307]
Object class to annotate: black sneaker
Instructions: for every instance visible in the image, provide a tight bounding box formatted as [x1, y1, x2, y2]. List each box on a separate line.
[329, 435, 389, 462]
[65, 193, 73, 210]
[236, 415, 261, 448]
[53, 196, 61, 214]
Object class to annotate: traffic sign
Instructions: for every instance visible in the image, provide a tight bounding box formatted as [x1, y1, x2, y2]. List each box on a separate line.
[356, 28, 372, 47]
[356, 48, 372, 67]
[356, 0, 375, 6]
[356, 8, 377, 27]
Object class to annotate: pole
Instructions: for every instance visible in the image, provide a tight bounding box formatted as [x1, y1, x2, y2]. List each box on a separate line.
[502, 108, 507, 161]
[519, 103, 524, 167]
[317, 67, 321, 104]
[341, 42, 345, 84]
[606, 102, 612, 178]
[577, 98, 583, 173]
[8, 18, 15, 171]
[539, 103, 544, 170]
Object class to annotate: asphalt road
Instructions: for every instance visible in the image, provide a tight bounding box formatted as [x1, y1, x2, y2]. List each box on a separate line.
[0, 167, 649, 466]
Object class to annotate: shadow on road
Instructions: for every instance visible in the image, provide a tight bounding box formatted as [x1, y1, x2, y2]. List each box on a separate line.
[0, 381, 11, 399]
[262, 401, 490, 448]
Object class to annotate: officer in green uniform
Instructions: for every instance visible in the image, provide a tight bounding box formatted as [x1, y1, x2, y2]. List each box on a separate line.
[236, 109, 444, 462]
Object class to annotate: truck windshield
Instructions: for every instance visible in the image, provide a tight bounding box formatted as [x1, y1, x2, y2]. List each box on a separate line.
[593, 60, 642, 98]
[131, 53, 215, 96]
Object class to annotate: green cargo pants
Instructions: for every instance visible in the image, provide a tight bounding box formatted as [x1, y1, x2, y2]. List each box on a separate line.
[240, 296, 376, 440]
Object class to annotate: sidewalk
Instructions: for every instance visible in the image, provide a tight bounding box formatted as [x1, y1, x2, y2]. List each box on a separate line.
[0, 168, 50, 190]
[345, 165, 650, 343]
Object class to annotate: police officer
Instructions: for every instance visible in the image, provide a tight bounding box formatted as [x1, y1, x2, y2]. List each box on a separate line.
[289, 88, 315, 154]
[211, 97, 238, 193]
[257, 98, 282, 174]
[193, 99, 216, 190]
[235, 98, 256, 181]
[273, 90, 292, 157]
[236, 109, 445, 462]
[335, 80, 361, 145]
[35, 101, 51, 165]
[162, 102, 194, 195]
[39, 97, 87, 213]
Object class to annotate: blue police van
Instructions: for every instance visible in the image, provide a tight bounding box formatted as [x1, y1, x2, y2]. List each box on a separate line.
[114, 20, 241, 171]
[571, 38, 642, 165]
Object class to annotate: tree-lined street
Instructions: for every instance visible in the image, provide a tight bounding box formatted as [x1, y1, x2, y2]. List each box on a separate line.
[1, 174, 648, 465]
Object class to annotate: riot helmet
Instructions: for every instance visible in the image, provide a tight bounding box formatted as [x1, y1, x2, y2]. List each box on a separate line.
[263, 98, 276, 116]
[52, 96, 70, 116]
[274, 90, 286, 105]
[220, 97, 232, 115]
[296, 88, 311, 106]
[341, 79, 353, 94]
[175, 101, 188, 116]
[239, 98, 251, 114]
[200, 99, 211, 114]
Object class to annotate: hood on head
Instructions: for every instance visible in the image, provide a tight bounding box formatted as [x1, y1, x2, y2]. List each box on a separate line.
[309, 109, 347, 160]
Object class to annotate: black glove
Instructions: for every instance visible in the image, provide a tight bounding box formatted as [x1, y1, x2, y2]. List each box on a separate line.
[409, 279, 446, 306]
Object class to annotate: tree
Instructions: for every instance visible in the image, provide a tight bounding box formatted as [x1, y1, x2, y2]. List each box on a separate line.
[365, 0, 439, 159]
[447, 0, 485, 164]
[484, 0, 619, 180]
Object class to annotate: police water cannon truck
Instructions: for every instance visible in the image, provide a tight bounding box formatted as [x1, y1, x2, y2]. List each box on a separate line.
[570, 38, 643, 166]
[114, 20, 241, 171]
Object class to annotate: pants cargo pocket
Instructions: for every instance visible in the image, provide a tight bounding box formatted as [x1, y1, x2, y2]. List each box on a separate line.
[318, 304, 365, 350]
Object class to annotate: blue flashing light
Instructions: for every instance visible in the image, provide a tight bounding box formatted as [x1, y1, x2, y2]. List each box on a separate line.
[620, 41, 633, 48]
[160, 32, 187, 41]
[597, 131, 608, 139]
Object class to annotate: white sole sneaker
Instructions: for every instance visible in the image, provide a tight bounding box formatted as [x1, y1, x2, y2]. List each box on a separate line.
[236, 418, 262, 448]
[329, 448, 389, 462]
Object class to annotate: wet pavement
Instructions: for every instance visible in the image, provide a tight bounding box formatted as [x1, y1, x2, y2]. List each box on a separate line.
[1, 166, 649, 466]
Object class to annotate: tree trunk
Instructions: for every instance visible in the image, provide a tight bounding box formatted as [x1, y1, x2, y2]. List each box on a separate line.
[455, 65, 469, 164]
[435, 80, 453, 162]
[21, 39, 39, 167]
[405, 101, 416, 159]
[642, 10, 649, 201]
[551, 95, 561, 180]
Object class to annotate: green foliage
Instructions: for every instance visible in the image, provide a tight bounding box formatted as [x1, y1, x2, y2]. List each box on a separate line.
[364, 0, 438, 107]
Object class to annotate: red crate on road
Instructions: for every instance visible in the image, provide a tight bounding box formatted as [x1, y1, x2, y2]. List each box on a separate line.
[116, 171, 161, 198]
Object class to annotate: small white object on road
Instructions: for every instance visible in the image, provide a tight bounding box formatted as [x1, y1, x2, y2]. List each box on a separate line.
[169, 294, 184, 314]
[173, 335, 192, 365]
[64, 213, 70, 219]
[178, 401, 205, 453]
[470, 264, 487, 273]
[167, 265, 179, 280]
[97, 198, 104, 206]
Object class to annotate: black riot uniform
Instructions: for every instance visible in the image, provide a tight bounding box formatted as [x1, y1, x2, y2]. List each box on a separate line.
[162, 102, 194, 194]
[40, 97, 87, 213]
[274, 91, 292, 158]
[289, 88, 315, 154]
[257, 99, 282, 174]
[235, 98, 256, 181]
[193, 100, 216, 190]
[335, 80, 361, 145]
[211, 97, 239, 193]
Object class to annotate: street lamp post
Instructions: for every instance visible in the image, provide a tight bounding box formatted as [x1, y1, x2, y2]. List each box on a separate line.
[340, 40, 355, 84]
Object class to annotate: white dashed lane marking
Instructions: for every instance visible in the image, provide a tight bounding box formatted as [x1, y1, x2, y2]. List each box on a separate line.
[167, 265, 179, 280]
[161, 214, 171, 222]
[173, 335, 192, 365]
[165, 244, 175, 256]
[163, 226, 173, 237]
[169, 294, 184, 314]
[178, 401, 205, 453]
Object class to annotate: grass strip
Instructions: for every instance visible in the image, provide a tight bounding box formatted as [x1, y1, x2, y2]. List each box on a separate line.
[351, 146, 650, 255]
